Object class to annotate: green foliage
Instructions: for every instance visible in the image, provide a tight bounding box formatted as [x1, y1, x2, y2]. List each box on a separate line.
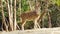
[25, 21, 34, 29]
[52, 0, 60, 6]
[21, 0, 29, 12]
[48, 4, 60, 27]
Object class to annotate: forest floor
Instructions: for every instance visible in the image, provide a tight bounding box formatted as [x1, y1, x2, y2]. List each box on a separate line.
[0, 27, 60, 34]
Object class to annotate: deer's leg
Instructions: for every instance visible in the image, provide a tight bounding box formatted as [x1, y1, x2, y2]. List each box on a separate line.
[34, 20, 38, 29]
[21, 20, 26, 30]
[36, 22, 40, 28]
[35, 16, 40, 29]
[34, 20, 40, 29]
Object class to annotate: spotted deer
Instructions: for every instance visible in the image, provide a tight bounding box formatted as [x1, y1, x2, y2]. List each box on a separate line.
[20, 2, 42, 30]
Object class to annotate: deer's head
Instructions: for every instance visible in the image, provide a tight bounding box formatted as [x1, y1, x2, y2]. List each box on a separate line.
[35, 2, 41, 14]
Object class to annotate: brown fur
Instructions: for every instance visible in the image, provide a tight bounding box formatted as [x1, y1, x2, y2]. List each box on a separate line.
[20, 2, 40, 30]
[20, 11, 39, 21]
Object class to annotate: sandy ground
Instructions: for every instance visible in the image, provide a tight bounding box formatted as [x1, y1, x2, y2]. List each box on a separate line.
[1, 27, 60, 34]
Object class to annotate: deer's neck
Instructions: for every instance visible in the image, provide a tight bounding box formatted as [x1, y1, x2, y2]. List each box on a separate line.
[33, 9, 40, 15]
[34, 7, 40, 14]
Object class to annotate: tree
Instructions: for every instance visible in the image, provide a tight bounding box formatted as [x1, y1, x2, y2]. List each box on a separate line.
[0, 0, 8, 31]
[13, 0, 17, 30]
[48, 11, 52, 28]
[6, 0, 13, 31]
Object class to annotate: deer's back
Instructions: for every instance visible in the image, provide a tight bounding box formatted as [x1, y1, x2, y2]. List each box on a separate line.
[20, 11, 39, 20]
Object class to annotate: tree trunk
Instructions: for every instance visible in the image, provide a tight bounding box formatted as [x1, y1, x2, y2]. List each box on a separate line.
[6, 0, 13, 31]
[13, 0, 17, 30]
[44, 0, 52, 28]
[48, 12, 52, 28]
[10, 0, 13, 30]
[0, 0, 8, 31]
[42, 17, 45, 28]
[19, 0, 21, 15]
[28, 0, 32, 11]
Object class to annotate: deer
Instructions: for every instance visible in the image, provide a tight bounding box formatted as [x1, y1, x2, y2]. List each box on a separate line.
[20, 1, 46, 30]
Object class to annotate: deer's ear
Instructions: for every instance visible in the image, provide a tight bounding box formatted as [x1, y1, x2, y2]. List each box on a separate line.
[36, 2, 40, 6]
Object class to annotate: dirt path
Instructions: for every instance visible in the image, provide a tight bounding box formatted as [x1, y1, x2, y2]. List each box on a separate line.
[1, 27, 60, 34]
